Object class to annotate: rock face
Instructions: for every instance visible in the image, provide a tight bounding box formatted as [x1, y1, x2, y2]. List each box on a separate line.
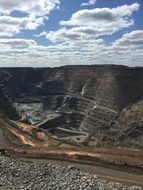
[112, 101, 143, 149]
[0, 70, 19, 120]
[0, 65, 143, 149]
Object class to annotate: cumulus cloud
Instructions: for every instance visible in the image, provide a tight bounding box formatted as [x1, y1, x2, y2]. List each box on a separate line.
[0, 16, 44, 36]
[0, 2, 142, 67]
[0, 40, 143, 67]
[0, 39, 36, 49]
[0, 0, 60, 18]
[44, 25, 120, 44]
[0, 0, 60, 36]
[81, 0, 97, 7]
[113, 30, 143, 48]
[60, 3, 139, 32]
[34, 31, 47, 38]
[37, 3, 139, 45]
[0, 35, 143, 67]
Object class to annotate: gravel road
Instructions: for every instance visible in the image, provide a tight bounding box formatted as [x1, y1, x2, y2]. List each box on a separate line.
[0, 155, 142, 190]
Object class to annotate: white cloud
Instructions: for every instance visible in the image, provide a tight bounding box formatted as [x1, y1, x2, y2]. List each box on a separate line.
[0, 0, 60, 36]
[43, 26, 118, 44]
[81, 0, 97, 7]
[0, 16, 44, 36]
[0, 33, 143, 68]
[34, 31, 47, 38]
[38, 3, 139, 46]
[60, 3, 139, 33]
[0, 39, 36, 49]
[0, 2, 142, 67]
[113, 30, 143, 48]
[0, 0, 60, 18]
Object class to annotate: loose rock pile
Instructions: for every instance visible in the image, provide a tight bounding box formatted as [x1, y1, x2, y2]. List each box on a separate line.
[0, 155, 142, 190]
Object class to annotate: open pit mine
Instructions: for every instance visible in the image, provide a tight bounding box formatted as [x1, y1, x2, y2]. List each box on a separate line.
[0, 65, 143, 189]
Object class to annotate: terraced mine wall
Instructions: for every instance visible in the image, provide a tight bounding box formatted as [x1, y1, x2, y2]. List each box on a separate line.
[0, 70, 19, 120]
[1, 65, 143, 149]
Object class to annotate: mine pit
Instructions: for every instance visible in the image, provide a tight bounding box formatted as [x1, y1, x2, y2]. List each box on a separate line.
[0, 66, 143, 187]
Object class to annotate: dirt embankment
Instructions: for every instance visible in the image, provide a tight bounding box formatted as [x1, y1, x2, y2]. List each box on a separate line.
[1, 146, 143, 175]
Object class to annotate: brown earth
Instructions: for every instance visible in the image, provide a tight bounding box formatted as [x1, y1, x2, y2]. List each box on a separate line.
[0, 65, 143, 178]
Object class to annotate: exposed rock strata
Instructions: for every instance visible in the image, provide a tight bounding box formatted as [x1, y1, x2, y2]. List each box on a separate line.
[0, 65, 143, 149]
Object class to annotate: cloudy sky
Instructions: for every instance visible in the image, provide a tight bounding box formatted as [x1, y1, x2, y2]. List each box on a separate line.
[0, 0, 142, 67]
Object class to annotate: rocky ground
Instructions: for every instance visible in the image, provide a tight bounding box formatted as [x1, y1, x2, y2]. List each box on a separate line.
[0, 155, 142, 190]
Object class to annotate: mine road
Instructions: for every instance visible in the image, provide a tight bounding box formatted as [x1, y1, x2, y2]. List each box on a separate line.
[21, 157, 143, 187]
[2, 146, 143, 187]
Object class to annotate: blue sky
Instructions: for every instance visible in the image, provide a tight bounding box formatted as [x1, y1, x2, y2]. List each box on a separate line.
[0, 0, 142, 67]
